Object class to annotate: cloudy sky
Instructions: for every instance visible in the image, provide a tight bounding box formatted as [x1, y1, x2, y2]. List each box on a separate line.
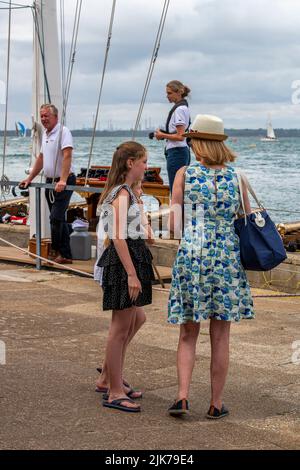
[1, 0, 300, 130]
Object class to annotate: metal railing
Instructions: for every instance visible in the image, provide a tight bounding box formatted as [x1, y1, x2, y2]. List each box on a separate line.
[5, 181, 103, 270]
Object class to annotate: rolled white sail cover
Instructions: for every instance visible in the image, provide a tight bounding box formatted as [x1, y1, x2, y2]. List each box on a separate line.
[29, 0, 63, 239]
[32, 0, 63, 115]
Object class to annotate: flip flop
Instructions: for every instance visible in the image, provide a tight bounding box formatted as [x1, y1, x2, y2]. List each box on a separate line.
[102, 397, 141, 413]
[102, 388, 143, 401]
[96, 367, 130, 388]
[127, 388, 143, 399]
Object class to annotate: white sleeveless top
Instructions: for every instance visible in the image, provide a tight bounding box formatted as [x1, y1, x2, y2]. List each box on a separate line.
[94, 184, 142, 285]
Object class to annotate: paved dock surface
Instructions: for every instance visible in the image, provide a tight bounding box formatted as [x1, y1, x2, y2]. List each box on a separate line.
[0, 263, 299, 450]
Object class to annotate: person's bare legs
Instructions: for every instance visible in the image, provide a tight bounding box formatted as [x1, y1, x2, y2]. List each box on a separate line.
[96, 307, 146, 392]
[209, 319, 231, 410]
[95, 318, 115, 390]
[105, 307, 140, 409]
[121, 307, 146, 384]
[176, 322, 200, 401]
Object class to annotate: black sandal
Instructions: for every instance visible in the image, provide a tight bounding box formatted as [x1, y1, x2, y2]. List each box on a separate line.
[168, 399, 189, 416]
[206, 404, 229, 419]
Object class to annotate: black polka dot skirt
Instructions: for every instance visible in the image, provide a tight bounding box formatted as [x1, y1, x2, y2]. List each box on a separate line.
[97, 238, 155, 311]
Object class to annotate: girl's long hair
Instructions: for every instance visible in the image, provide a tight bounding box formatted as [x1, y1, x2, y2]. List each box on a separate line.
[99, 141, 146, 205]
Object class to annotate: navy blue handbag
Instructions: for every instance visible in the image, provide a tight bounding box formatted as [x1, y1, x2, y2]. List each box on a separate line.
[234, 173, 287, 271]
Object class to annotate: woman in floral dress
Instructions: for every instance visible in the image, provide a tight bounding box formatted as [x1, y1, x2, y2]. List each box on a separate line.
[167, 114, 255, 419]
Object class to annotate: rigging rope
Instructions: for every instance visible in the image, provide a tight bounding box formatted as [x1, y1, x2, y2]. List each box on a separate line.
[0, 0, 31, 6]
[250, 206, 300, 217]
[40, 0, 46, 99]
[132, 0, 171, 139]
[31, 3, 51, 103]
[84, 0, 117, 187]
[0, 5, 31, 8]
[267, 208, 300, 215]
[49, 0, 82, 204]
[62, 0, 82, 114]
[1, 0, 12, 201]
[0, 236, 94, 278]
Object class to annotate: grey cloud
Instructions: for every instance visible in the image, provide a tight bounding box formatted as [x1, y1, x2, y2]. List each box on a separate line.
[1, 0, 300, 128]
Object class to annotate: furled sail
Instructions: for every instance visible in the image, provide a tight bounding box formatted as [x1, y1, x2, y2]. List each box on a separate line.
[29, 0, 62, 239]
[31, 0, 62, 160]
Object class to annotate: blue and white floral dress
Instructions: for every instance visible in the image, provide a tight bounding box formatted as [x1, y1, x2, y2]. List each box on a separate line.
[168, 162, 255, 324]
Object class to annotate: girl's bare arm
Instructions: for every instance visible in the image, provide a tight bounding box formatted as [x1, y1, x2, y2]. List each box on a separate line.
[168, 166, 185, 237]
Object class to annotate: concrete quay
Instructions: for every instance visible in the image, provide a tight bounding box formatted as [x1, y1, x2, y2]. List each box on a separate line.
[0, 262, 299, 450]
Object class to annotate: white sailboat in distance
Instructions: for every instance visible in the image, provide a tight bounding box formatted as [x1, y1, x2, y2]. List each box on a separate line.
[261, 115, 279, 142]
[15, 121, 27, 138]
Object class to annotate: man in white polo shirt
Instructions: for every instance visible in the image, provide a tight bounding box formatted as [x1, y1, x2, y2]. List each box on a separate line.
[21, 104, 76, 264]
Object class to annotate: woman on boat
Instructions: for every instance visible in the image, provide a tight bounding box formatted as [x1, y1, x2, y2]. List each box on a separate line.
[155, 80, 191, 194]
[95, 142, 155, 413]
[167, 114, 255, 419]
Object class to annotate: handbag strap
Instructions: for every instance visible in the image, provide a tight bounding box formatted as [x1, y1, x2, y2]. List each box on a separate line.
[236, 170, 265, 225]
[236, 172, 247, 225]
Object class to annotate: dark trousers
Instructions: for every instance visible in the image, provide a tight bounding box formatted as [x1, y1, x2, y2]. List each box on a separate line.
[166, 146, 191, 194]
[45, 174, 76, 259]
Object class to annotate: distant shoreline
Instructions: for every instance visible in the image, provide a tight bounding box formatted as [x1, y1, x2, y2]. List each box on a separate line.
[1, 129, 300, 137]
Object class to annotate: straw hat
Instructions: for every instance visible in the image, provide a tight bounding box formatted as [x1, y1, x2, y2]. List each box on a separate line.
[183, 114, 228, 141]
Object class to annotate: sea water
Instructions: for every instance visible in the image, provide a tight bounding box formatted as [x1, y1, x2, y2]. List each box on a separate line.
[0, 135, 299, 223]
